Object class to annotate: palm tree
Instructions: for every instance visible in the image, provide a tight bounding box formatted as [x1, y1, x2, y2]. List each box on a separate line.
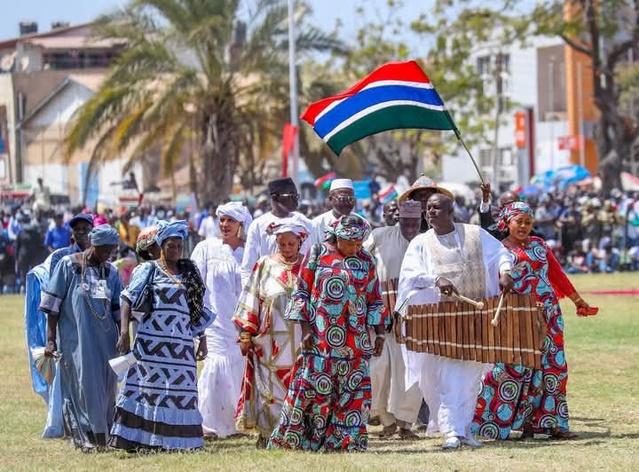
[64, 0, 347, 204]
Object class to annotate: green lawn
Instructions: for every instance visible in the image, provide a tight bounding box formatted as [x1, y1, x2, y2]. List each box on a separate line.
[1, 273, 638, 471]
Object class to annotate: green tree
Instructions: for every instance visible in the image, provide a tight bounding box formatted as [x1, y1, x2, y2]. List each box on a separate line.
[530, 0, 639, 190]
[64, 0, 345, 204]
[330, 0, 529, 184]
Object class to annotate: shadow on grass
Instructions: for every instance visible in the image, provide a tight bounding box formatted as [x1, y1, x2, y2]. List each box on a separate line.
[107, 426, 631, 459]
[110, 438, 258, 460]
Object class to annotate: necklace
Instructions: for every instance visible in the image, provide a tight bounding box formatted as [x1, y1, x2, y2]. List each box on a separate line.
[278, 252, 301, 266]
[159, 258, 182, 287]
[506, 236, 528, 249]
[80, 252, 109, 323]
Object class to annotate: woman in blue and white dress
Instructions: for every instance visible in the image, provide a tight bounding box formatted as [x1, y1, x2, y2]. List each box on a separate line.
[109, 220, 214, 451]
[191, 202, 252, 439]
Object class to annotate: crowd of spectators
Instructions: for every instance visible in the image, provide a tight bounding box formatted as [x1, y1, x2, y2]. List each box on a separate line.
[1, 180, 638, 294]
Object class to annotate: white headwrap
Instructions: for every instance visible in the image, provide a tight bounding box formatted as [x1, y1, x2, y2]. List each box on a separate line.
[266, 215, 312, 242]
[216, 201, 253, 228]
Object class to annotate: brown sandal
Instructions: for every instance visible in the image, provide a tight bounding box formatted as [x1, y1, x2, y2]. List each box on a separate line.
[398, 428, 420, 440]
[377, 424, 397, 439]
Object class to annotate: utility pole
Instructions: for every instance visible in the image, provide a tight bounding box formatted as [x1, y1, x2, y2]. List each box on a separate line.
[491, 52, 504, 190]
[577, 61, 586, 168]
[287, 0, 300, 187]
[549, 57, 555, 170]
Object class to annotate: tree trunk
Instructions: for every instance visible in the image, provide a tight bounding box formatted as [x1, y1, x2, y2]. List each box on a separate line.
[200, 109, 238, 204]
[595, 84, 626, 193]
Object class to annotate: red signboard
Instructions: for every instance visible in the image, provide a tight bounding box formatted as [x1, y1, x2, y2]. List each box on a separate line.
[515, 111, 527, 148]
[557, 135, 583, 151]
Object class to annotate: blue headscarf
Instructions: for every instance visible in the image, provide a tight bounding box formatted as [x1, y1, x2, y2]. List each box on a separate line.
[88, 225, 120, 246]
[155, 220, 189, 247]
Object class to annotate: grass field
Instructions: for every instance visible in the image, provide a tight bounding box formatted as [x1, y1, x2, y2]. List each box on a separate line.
[1, 273, 638, 471]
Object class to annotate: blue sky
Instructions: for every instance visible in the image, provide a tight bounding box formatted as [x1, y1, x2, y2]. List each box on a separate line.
[0, 0, 427, 41]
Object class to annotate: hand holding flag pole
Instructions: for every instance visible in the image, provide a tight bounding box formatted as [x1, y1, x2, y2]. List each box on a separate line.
[300, 60, 485, 184]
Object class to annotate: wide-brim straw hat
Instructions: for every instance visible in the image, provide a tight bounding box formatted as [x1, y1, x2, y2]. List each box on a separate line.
[398, 174, 455, 202]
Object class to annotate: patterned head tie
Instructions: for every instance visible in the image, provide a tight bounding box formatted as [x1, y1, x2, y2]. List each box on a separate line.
[266, 216, 311, 242]
[497, 201, 534, 232]
[155, 220, 189, 246]
[329, 214, 371, 242]
[136, 225, 158, 253]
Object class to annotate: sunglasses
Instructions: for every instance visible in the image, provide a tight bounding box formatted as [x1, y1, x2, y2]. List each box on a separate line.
[334, 196, 356, 204]
[276, 193, 300, 201]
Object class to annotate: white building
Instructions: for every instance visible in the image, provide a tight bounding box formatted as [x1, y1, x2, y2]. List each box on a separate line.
[442, 35, 572, 189]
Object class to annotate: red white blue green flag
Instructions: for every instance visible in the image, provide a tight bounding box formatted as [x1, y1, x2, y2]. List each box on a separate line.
[314, 171, 336, 189]
[301, 60, 459, 155]
[378, 185, 398, 203]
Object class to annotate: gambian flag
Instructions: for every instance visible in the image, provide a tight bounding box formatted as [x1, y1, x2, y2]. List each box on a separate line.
[378, 185, 398, 203]
[314, 171, 336, 190]
[301, 60, 459, 155]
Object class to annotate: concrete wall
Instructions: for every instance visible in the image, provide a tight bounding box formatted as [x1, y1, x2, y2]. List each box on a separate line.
[0, 74, 16, 184]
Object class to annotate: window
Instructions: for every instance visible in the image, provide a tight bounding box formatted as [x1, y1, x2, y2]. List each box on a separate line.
[479, 148, 492, 167]
[477, 55, 491, 78]
[500, 148, 514, 166]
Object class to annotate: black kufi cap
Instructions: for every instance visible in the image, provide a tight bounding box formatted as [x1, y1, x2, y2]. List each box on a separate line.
[268, 177, 296, 195]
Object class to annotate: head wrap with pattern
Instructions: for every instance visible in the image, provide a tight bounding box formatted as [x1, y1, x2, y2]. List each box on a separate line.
[497, 201, 534, 232]
[136, 225, 158, 253]
[328, 214, 371, 242]
[266, 216, 311, 242]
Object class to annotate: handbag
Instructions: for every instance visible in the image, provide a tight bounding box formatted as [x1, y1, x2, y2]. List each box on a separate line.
[131, 262, 155, 315]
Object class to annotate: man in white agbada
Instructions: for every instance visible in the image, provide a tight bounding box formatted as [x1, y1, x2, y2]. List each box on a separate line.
[311, 178, 359, 243]
[364, 199, 423, 440]
[397, 192, 514, 450]
[191, 201, 252, 438]
[240, 177, 314, 285]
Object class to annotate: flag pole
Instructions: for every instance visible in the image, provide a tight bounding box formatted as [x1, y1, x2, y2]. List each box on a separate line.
[442, 110, 485, 185]
[455, 131, 486, 185]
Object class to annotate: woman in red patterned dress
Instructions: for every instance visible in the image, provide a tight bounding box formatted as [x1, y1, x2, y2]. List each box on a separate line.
[268, 214, 390, 452]
[232, 218, 309, 447]
[473, 202, 595, 440]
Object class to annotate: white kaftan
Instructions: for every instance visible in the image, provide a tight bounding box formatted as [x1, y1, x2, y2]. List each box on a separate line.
[191, 238, 244, 437]
[364, 225, 422, 426]
[397, 223, 512, 438]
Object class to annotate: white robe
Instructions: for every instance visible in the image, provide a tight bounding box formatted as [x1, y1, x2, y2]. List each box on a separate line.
[397, 224, 512, 438]
[191, 238, 244, 437]
[364, 225, 423, 425]
[240, 211, 314, 286]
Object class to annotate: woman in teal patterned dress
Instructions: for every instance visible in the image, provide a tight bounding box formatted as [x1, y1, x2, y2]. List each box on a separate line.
[109, 220, 214, 451]
[268, 214, 390, 452]
[472, 202, 595, 440]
